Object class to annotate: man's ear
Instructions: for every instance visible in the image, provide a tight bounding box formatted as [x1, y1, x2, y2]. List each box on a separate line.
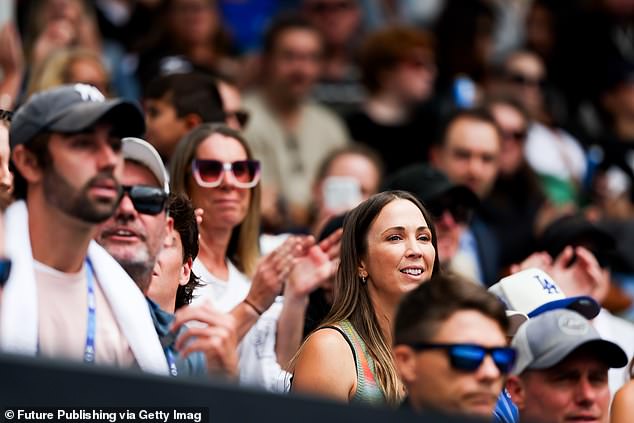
[162, 216, 175, 248]
[393, 345, 417, 384]
[429, 145, 442, 167]
[506, 375, 526, 410]
[11, 145, 44, 184]
[183, 113, 202, 130]
[179, 256, 193, 287]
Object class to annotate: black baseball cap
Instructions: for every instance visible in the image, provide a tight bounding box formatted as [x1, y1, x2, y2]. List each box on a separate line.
[10, 84, 145, 148]
[382, 164, 479, 210]
[539, 214, 616, 267]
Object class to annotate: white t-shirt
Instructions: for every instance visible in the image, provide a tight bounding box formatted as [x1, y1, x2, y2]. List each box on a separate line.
[524, 122, 587, 182]
[191, 258, 288, 391]
[191, 259, 250, 312]
[35, 260, 135, 367]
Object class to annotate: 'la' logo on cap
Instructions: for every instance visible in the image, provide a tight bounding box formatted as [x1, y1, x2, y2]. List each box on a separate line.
[533, 274, 559, 295]
[73, 83, 105, 102]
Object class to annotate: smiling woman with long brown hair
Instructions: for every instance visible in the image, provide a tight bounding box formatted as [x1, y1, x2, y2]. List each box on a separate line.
[291, 190, 440, 406]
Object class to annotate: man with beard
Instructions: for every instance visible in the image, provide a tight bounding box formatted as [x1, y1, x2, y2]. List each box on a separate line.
[1, 84, 168, 374]
[96, 137, 238, 378]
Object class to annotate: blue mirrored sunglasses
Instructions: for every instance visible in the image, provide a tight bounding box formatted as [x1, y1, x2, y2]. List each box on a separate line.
[0, 258, 11, 287]
[407, 343, 516, 374]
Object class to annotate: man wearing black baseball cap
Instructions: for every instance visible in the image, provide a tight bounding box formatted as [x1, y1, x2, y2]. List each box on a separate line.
[1, 84, 169, 374]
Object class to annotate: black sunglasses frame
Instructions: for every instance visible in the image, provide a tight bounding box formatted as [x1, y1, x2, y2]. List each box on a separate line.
[428, 197, 474, 225]
[407, 342, 516, 374]
[121, 185, 168, 216]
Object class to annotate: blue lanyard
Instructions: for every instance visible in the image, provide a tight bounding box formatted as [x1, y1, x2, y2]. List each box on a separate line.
[165, 347, 178, 377]
[84, 259, 97, 364]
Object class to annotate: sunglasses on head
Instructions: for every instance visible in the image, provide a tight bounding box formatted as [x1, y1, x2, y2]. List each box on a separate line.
[407, 343, 516, 374]
[0, 258, 11, 287]
[224, 110, 250, 128]
[192, 159, 261, 189]
[428, 197, 473, 224]
[121, 185, 168, 215]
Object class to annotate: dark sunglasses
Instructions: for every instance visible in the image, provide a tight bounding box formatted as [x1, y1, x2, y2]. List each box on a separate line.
[192, 159, 261, 189]
[500, 129, 527, 142]
[224, 110, 250, 128]
[428, 197, 473, 224]
[506, 72, 546, 89]
[407, 343, 516, 374]
[121, 185, 168, 215]
[307, 0, 355, 13]
[0, 258, 11, 287]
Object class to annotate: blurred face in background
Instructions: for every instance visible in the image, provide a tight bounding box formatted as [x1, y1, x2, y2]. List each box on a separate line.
[322, 152, 380, 200]
[489, 103, 528, 176]
[67, 58, 109, 96]
[435, 117, 501, 199]
[313, 152, 381, 219]
[385, 48, 436, 104]
[167, 0, 218, 45]
[144, 97, 190, 160]
[304, 0, 361, 48]
[266, 28, 323, 103]
[502, 52, 546, 119]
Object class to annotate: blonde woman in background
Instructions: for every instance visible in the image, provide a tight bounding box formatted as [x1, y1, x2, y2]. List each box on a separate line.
[26, 47, 110, 97]
[169, 123, 310, 391]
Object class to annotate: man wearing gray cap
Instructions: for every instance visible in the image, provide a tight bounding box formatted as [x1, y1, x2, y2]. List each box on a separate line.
[96, 137, 238, 378]
[506, 309, 628, 423]
[1, 84, 168, 374]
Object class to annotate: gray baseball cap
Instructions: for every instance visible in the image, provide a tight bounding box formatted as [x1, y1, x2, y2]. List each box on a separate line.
[122, 137, 169, 194]
[10, 84, 145, 148]
[512, 309, 627, 375]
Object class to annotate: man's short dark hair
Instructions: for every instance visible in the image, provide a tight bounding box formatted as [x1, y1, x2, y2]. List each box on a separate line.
[144, 72, 225, 123]
[168, 193, 203, 309]
[394, 272, 509, 345]
[435, 107, 501, 147]
[262, 14, 321, 56]
[11, 132, 52, 200]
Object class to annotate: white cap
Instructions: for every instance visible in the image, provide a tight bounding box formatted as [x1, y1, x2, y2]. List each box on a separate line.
[488, 268, 600, 327]
[122, 137, 169, 194]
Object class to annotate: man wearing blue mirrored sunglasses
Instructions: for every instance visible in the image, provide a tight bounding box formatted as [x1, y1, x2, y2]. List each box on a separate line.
[393, 273, 513, 419]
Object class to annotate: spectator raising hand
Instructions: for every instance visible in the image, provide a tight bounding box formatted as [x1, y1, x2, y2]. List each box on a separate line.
[172, 300, 239, 380]
[276, 229, 343, 370]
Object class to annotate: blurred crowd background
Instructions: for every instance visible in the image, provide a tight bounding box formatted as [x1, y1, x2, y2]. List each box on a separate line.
[1, 0, 634, 317]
